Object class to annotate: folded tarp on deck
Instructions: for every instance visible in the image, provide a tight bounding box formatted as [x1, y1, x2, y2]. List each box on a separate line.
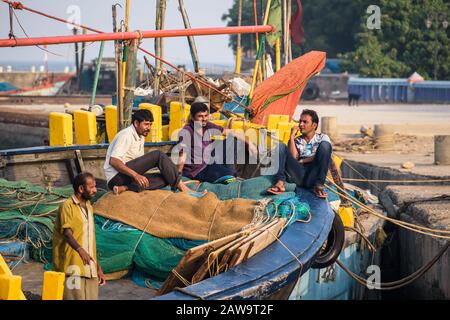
[251, 51, 326, 125]
[94, 190, 259, 241]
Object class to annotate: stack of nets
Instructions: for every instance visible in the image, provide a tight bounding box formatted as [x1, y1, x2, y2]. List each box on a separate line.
[0, 176, 312, 288]
[0, 179, 77, 264]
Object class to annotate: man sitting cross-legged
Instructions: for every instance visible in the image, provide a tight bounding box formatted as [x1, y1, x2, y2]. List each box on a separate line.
[267, 109, 332, 199]
[104, 109, 195, 195]
[176, 100, 257, 183]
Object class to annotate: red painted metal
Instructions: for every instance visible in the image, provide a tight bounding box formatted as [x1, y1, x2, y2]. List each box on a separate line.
[0, 25, 273, 48]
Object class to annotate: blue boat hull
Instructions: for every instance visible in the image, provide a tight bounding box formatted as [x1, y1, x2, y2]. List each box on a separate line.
[156, 189, 334, 300]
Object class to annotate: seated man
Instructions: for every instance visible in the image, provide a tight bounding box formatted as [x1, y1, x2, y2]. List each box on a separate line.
[176, 100, 257, 183]
[267, 109, 332, 198]
[104, 109, 194, 194]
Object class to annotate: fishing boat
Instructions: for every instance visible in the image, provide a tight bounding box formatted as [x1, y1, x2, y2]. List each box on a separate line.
[0, 73, 73, 96]
[0, 0, 386, 300]
[0, 138, 385, 300]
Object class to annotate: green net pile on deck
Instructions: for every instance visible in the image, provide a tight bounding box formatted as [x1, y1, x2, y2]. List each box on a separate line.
[0, 176, 312, 288]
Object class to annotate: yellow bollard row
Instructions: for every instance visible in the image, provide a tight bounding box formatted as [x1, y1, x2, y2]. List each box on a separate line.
[49, 109, 302, 148]
[0, 254, 65, 300]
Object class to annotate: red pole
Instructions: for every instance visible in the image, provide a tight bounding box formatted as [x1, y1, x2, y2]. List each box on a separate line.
[0, 25, 273, 48]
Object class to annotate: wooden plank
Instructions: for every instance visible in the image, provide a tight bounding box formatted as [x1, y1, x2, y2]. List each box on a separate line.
[5, 161, 72, 187]
[216, 219, 279, 269]
[157, 230, 247, 295]
[1, 144, 173, 166]
[74, 150, 86, 172]
[190, 233, 251, 284]
[191, 221, 279, 284]
[229, 218, 286, 268]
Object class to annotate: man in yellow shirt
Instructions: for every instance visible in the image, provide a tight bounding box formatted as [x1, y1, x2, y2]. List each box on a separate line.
[53, 172, 106, 300]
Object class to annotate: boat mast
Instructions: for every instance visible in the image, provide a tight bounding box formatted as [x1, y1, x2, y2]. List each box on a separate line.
[112, 4, 124, 131]
[154, 0, 166, 96]
[178, 0, 200, 73]
[287, 0, 292, 62]
[235, 0, 243, 74]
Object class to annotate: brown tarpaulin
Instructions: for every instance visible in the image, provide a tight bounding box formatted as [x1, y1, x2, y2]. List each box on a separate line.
[93, 190, 257, 241]
[251, 51, 326, 125]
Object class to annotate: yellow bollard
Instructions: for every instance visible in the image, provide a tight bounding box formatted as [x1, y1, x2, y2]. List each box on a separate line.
[246, 123, 264, 146]
[0, 255, 26, 300]
[0, 254, 13, 277]
[277, 121, 297, 144]
[267, 114, 289, 131]
[0, 275, 23, 300]
[105, 105, 118, 142]
[169, 102, 191, 140]
[209, 112, 221, 121]
[338, 205, 355, 228]
[49, 112, 73, 146]
[74, 110, 97, 145]
[41, 271, 65, 300]
[162, 125, 170, 141]
[211, 120, 228, 128]
[139, 103, 162, 142]
[231, 120, 244, 131]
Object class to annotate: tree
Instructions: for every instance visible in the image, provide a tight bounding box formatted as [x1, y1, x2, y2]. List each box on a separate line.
[341, 0, 450, 79]
[222, 0, 371, 58]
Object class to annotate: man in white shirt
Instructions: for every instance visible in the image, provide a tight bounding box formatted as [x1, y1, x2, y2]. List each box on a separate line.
[104, 109, 194, 194]
[267, 109, 332, 198]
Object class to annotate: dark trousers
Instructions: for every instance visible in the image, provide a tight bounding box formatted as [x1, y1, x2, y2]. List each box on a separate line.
[274, 141, 332, 188]
[195, 163, 237, 183]
[108, 150, 181, 192]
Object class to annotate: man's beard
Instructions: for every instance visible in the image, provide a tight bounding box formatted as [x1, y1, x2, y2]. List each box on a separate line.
[81, 190, 93, 201]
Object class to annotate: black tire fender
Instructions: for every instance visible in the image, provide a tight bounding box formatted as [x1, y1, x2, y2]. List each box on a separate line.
[311, 213, 345, 269]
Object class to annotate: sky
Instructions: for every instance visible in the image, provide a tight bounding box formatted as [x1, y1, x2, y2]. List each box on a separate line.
[0, 0, 235, 69]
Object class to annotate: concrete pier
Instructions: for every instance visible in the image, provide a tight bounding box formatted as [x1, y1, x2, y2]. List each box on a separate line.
[435, 135, 450, 165]
[379, 185, 450, 299]
[340, 157, 450, 299]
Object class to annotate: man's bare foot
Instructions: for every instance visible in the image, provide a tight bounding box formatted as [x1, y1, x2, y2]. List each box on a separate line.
[177, 181, 207, 194]
[314, 184, 328, 199]
[113, 185, 128, 195]
[267, 180, 286, 195]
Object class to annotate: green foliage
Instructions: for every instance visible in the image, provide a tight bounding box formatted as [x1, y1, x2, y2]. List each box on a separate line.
[223, 0, 450, 79]
[222, 0, 372, 58]
[222, 0, 264, 54]
[341, 0, 450, 79]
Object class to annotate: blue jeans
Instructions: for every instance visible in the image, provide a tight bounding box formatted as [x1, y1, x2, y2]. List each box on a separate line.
[274, 141, 332, 188]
